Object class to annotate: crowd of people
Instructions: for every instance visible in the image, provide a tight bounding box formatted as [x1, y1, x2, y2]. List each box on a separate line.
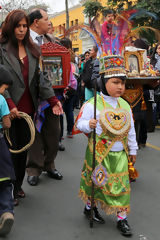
[0, 7, 160, 238]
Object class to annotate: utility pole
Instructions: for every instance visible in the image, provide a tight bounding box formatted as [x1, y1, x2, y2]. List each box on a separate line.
[65, 0, 69, 30]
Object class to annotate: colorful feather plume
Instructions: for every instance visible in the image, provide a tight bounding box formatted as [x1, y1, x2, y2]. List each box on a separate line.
[65, 9, 159, 56]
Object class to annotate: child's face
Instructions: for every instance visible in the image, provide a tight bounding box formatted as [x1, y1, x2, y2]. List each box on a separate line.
[0, 84, 9, 94]
[105, 78, 125, 98]
[156, 45, 160, 56]
[106, 14, 114, 23]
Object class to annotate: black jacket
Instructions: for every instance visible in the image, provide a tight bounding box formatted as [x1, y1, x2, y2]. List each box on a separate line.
[82, 58, 100, 89]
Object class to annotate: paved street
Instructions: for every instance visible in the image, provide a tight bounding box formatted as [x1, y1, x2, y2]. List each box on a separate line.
[4, 124, 160, 240]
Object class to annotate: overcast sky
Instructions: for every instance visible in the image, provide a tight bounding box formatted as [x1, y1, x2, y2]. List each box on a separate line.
[45, 0, 80, 13]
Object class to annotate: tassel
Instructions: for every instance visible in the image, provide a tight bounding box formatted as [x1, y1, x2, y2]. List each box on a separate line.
[141, 95, 147, 110]
[128, 162, 139, 181]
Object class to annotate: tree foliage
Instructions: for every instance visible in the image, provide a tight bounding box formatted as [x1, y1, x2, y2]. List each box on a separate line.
[1, 0, 48, 13]
[83, 0, 104, 18]
[107, 0, 160, 29]
[107, 0, 160, 44]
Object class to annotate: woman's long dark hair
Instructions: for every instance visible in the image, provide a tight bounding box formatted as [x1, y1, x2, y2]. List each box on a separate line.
[0, 10, 40, 59]
[150, 42, 160, 67]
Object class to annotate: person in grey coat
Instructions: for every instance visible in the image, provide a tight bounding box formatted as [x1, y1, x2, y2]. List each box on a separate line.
[0, 10, 62, 206]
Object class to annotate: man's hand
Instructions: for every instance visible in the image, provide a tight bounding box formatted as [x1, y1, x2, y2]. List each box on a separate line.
[52, 101, 63, 115]
[129, 155, 136, 165]
[89, 119, 97, 129]
[10, 107, 20, 120]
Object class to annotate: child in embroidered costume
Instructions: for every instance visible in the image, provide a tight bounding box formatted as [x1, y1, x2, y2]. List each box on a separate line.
[77, 55, 138, 237]
[0, 65, 15, 236]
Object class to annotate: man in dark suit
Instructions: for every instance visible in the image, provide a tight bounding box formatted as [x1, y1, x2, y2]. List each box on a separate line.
[26, 8, 63, 186]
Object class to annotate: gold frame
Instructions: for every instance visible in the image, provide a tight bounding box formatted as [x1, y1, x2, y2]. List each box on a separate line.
[124, 50, 145, 74]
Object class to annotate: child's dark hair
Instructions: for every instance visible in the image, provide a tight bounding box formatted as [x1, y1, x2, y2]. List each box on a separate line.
[0, 65, 13, 86]
[103, 9, 114, 17]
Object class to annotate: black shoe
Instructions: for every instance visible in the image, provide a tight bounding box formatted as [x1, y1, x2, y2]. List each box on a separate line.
[83, 206, 105, 224]
[27, 176, 39, 186]
[59, 142, 65, 151]
[117, 219, 132, 236]
[130, 178, 136, 183]
[47, 169, 63, 180]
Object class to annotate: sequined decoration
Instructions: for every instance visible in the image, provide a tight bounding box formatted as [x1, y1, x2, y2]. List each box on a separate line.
[91, 165, 108, 187]
[96, 141, 106, 155]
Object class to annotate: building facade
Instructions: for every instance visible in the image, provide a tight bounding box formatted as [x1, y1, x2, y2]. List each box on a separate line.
[51, 4, 84, 54]
[50, 0, 109, 55]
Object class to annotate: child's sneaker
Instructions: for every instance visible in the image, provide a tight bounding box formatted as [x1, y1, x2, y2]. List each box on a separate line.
[0, 212, 14, 236]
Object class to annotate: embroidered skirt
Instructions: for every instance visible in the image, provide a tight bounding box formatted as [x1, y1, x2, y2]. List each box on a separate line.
[79, 145, 130, 215]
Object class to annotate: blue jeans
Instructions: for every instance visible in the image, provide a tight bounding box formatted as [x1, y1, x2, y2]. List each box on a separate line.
[0, 181, 14, 216]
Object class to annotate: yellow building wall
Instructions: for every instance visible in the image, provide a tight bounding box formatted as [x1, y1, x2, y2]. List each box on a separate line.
[50, 5, 85, 54]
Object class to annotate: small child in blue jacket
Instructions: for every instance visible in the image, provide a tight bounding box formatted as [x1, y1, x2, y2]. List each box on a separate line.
[0, 64, 15, 236]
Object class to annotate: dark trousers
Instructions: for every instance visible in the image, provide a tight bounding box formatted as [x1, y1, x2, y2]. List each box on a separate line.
[0, 181, 14, 216]
[134, 119, 147, 145]
[63, 96, 74, 133]
[146, 101, 155, 132]
[73, 84, 81, 108]
[9, 118, 30, 197]
[139, 119, 147, 144]
[59, 115, 64, 141]
[27, 107, 60, 176]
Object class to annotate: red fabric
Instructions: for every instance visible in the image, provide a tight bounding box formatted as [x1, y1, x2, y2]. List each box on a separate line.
[47, 96, 59, 108]
[6, 55, 58, 112]
[17, 56, 35, 114]
[101, 21, 114, 40]
[72, 102, 88, 137]
[6, 98, 16, 110]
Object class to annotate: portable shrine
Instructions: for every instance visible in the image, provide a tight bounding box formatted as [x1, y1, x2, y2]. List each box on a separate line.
[123, 48, 160, 109]
[41, 42, 71, 89]
[124, 48, 160, 85]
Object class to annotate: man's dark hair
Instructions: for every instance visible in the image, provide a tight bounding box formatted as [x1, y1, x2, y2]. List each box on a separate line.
[134, 38, 149, 50]
[28, 8, 47, 26]
[0, 65, 13, 86]
[93, 45, 98, 53]
[60, 38, 72, 49]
